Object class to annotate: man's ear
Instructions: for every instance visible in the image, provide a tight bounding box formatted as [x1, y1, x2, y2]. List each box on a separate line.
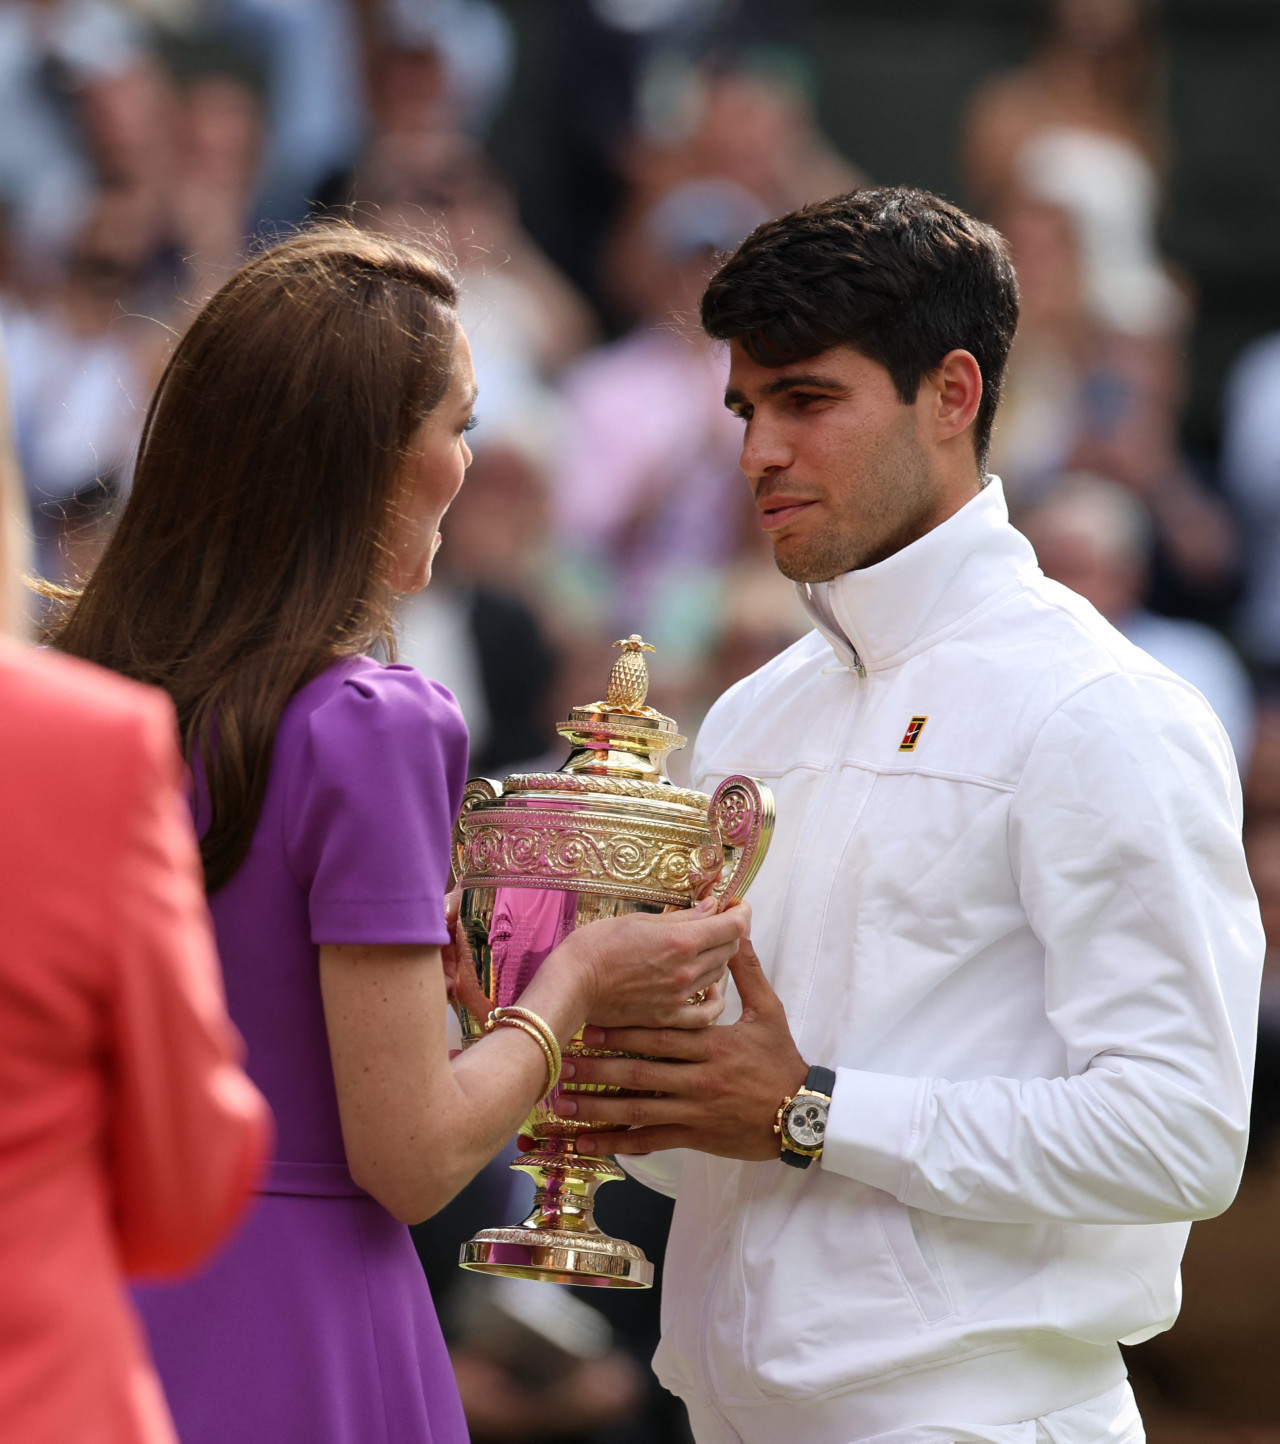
[928, 349, 983, 445]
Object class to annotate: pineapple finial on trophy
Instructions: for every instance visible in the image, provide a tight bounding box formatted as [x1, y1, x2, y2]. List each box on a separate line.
[608, 635, 657, 712]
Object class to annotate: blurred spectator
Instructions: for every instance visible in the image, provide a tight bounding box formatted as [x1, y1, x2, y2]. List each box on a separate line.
[962, 0, 1167, 218]
[169, 67, 265, 296]
[621, 56, 863, 230]
[373, 0, 513, 141]
[1221, 331, 1280, 675]
[217, 0, 364, 226]
[981, 117, 1239, 619]
[1019, 472, 1255, 767]
[987, 196, 1092, 501]
[2, 200, 153, 582]
[398, 440, 562, 774]
[0, 0, 148, 273]
[357, 132, 597, 439]
[552, 178, 767, 690]
[606, 56, 863, 323]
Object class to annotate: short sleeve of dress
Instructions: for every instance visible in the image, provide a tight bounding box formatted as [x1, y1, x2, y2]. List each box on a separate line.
[283, 659, 470, 946]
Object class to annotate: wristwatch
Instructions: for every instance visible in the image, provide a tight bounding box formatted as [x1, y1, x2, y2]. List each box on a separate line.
[775, 1065, 836, 1169]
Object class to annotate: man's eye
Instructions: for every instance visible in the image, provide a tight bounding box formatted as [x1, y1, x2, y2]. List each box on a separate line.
[463, 414, 479, 433]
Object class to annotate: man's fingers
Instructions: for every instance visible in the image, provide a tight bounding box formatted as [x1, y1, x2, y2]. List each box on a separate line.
[727, 936, 778, 1013]
[553, 1089, 692, 1128]
[578, 1024, 713, 1059]
[575, 1126, 692, 1156]
[562, 1053, 696, 1095]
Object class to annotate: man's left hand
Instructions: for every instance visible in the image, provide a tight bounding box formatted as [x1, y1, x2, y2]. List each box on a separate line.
[553, 938, 808, 1161]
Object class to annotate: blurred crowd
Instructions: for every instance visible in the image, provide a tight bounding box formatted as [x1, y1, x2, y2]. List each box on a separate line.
[5, 0, 1280, 1439]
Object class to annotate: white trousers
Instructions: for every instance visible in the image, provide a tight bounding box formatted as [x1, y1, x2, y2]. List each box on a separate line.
[685, 1380, 1146, 1444]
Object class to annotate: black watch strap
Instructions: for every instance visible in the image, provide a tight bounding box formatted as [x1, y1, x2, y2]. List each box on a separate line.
[779, 1065, 836, 1169]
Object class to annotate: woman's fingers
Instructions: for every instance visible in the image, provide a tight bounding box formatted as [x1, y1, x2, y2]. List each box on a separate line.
[677, 900, 752, 958]
[674, 978, 726, 1027]
[444, 885, 463, 929]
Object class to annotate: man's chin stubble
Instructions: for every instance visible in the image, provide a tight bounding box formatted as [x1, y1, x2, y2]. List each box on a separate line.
[772, 534, 869, 584]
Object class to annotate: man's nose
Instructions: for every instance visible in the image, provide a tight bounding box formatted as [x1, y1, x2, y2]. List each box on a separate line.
[739, 417, 791, 484]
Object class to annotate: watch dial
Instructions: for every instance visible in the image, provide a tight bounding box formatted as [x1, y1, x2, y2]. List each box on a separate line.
[785, 1100, 827, 1149]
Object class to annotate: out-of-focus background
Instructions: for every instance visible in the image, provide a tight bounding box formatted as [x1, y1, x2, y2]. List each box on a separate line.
[5, 0, 1280, 1437]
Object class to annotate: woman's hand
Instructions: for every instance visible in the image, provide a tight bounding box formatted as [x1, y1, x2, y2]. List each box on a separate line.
[543, 898, 751, 1031]
[441, 885, 491, 1026]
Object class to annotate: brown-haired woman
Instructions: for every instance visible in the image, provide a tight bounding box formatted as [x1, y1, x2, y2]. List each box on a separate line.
[49, 226, 747, 1444]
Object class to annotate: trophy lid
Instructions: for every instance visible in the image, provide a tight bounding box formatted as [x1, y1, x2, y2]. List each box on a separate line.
[553, 635, 686, 786]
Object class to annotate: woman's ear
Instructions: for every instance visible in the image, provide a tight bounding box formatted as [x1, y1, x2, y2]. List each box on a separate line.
[929, 349, 984, 446]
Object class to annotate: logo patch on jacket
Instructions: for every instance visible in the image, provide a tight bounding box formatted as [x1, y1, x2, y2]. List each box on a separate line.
[898, 716, 928, 751]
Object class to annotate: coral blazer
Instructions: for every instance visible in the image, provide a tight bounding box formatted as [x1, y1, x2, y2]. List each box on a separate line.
[0, 642, 271, 1444]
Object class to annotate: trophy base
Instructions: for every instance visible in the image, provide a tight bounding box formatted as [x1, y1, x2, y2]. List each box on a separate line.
[459, 1227, 653, 1288]
[458, 1140, 654, 1288]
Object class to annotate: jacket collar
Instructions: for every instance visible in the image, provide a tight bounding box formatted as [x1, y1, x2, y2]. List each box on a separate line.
[797, 477, 1038, 673]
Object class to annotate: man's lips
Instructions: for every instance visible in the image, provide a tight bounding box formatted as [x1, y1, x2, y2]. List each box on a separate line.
[758, 499, 817, 532]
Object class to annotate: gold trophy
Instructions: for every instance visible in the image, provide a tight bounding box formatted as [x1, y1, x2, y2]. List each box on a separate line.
[453, 636, 774, 1287]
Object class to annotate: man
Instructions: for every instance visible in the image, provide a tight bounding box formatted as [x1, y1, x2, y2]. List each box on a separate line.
[553, 189, 1263, 1444]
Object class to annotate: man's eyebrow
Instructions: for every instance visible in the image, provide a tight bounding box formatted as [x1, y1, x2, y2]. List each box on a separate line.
[724, 373, 850, 409]
[763, 372, 848, 396]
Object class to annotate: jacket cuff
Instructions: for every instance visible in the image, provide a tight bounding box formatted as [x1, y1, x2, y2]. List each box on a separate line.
[822, 1068, 924, 1195]
[618, 1149, 686, 1199]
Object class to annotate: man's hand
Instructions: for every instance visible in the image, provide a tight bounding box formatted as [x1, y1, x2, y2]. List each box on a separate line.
[552, 938, 808, 1161]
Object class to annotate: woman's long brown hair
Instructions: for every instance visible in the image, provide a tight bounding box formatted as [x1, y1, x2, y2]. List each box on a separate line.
[49, 225, 460, 892]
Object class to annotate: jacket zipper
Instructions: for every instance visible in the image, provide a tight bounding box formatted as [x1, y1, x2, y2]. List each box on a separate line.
[787, 665, 869, 1039]
[705, 662, 869, 1403]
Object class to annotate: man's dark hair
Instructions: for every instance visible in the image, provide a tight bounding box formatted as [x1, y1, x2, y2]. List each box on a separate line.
[700, 187, 1019, 469]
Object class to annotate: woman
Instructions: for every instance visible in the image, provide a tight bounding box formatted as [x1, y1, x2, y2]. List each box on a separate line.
[0, 346, 270, 1443]
[49, 226, 745, 1444]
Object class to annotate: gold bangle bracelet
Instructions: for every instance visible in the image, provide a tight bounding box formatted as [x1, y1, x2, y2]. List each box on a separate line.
[485, 1006, 563, 1097]
[493, 1005, 563, 1085]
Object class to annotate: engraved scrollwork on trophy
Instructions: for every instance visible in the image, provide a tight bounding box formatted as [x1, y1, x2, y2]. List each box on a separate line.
[686, 842, 726, 901]
[605, 837, 649, 880]
[457, 811, 719, 904]
[710, 776, 776, 905]
[453, 778, 501, 880]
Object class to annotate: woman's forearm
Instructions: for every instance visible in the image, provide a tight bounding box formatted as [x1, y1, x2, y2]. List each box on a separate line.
[320, 942, 591, 1225]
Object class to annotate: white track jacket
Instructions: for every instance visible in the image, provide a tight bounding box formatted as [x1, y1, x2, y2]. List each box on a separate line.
[624, 479, 1263, 1442]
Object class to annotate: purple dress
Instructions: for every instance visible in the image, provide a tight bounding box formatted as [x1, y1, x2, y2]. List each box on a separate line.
[134, 656, 471, 1444]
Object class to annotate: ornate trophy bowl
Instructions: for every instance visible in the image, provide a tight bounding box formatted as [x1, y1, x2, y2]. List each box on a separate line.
[453, 637, 774, 1288]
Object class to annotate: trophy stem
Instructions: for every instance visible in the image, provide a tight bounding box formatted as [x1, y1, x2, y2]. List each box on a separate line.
[458, 1137, 654, 1288]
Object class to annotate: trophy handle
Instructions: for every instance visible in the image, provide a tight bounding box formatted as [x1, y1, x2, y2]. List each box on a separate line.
[453, 777, 503, 884]
[709, 776, 775, 905]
